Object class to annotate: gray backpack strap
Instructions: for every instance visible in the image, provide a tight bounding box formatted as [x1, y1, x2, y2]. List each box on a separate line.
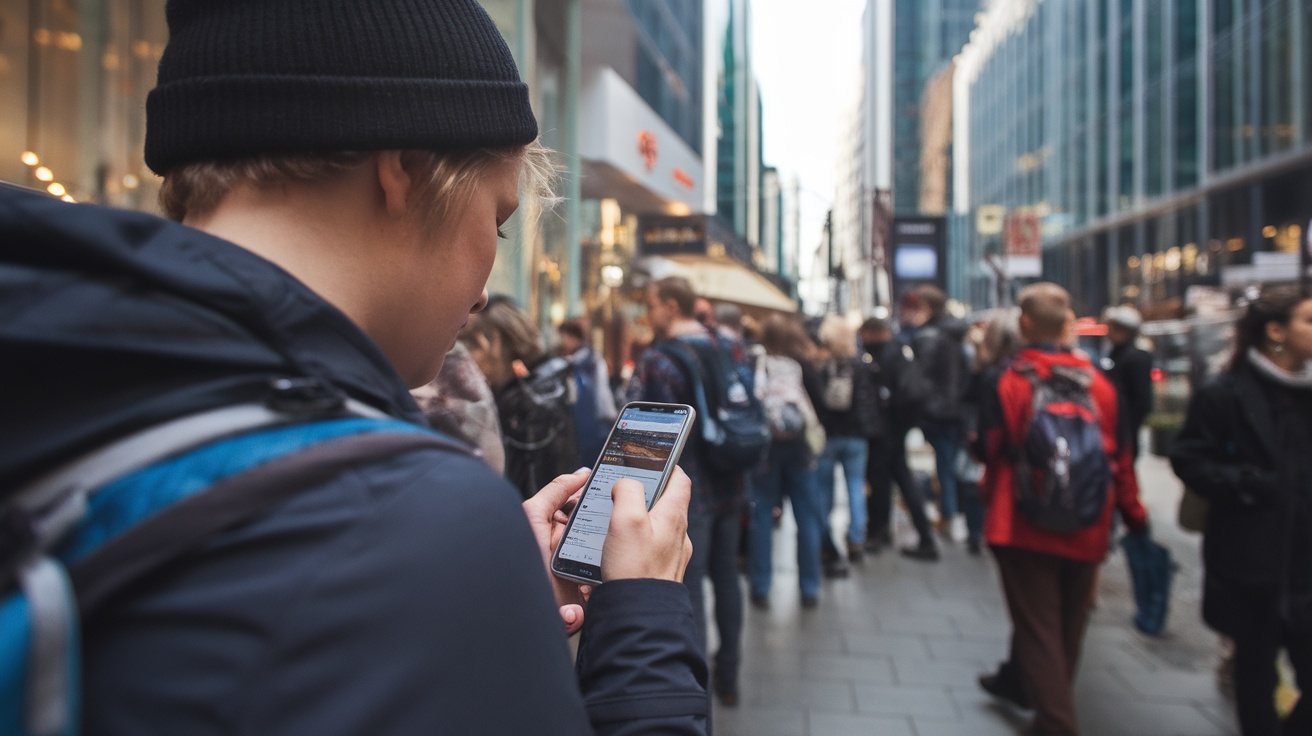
[13, 423, 467, 736]
[14, 398, 389, 545]
[71, 428, 468, 615]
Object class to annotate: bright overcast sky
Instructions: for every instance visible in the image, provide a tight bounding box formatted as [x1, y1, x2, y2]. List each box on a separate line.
[751, 0, 866, 270]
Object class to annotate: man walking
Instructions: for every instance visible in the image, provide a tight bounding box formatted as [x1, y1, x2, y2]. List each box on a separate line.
[1099, 305, 1154, 459]
[628, 276, 748, 708]
[906, 285, 971, 538]
[558, 319, 619, 467]
[976, 283, 1148, 735]
[859, 317, 939, 560]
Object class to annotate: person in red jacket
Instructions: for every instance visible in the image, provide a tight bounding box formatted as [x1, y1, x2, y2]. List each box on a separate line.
[976, 283, 1148, 736]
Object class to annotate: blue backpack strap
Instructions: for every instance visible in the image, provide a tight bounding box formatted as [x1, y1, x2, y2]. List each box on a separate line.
[65, 417, 468, 613]
[654, 342, 717, 443]
[3, 401, 470, 736]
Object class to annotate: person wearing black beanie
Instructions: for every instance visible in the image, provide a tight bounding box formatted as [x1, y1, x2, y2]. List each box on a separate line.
[0, 1, 708, 734]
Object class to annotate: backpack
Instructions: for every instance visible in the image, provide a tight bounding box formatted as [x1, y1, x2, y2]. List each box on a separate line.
[658, 337, 770, 473]
[884, 342, 932, 422]
[569, 350, 612, 466]
[822, 358, 855, 411]
[755, 354, 811, 441]
[1, 381, 470, 736]
[498, 357, 578, 499]
[1010, 362, 1112, 534]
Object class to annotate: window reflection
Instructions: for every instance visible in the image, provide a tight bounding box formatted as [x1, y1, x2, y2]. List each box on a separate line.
[0, 0, 166, 211]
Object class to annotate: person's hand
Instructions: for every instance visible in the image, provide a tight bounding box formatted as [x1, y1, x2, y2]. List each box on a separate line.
[523, 469, 593, 635]
[1126, 514, 1150, 536]
[600, 467, 693, 582]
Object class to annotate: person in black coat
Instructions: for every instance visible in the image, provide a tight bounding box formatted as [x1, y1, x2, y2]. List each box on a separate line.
[859, 317, 938, 560]
[1100, 305, 1154, 458]
[1170, 285, 1312, 736]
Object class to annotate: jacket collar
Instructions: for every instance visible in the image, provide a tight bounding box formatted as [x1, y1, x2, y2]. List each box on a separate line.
[1, 187, 425, 486]
[1231, 361, 1281, 461]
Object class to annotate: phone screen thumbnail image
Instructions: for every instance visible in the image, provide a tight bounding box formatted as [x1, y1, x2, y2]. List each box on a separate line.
[556, 406, 685, 567]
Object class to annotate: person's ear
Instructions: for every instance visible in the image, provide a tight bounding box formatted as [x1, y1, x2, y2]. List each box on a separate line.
[1018, 313, 1033, 336]
[1266, 320, 1287, 347]
[376, 151, 414, 218]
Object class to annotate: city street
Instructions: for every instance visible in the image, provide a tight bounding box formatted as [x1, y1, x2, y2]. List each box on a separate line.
[708, 448, 1239, 736]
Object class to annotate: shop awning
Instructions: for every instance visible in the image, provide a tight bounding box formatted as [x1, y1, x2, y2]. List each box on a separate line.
[639, 255, 798, 314]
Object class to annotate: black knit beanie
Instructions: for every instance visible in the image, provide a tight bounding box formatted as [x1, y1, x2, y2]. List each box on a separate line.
[144, 0, 538, 175]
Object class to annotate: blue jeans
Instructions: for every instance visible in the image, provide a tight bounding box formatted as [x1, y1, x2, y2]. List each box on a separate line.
[815, 436, 868, 547]
[685, 501, 743, 691]
[749, 439, 823, 599]
[920, 420, 961, 521]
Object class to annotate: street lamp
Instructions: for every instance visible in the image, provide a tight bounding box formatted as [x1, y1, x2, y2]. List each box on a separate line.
[600, 264, 625, 289]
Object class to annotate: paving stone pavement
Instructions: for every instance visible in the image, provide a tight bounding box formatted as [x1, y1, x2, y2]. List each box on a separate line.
[704, 448, 1242, 736]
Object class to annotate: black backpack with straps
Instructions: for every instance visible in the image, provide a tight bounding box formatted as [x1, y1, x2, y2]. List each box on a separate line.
[657, 337, 770, 474]
[1010, 362, 1112, 534]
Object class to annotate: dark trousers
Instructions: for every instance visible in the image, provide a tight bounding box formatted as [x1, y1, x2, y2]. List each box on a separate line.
[686, 503, 744, 694]
[993, 546, 1098, 736]
[866, 426, 933, 547]
[1227, 592, 1312, 735]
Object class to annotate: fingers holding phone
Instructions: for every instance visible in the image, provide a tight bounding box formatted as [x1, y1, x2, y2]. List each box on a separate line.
[601, 468, 693, 583]
[550, 402, 695, 585]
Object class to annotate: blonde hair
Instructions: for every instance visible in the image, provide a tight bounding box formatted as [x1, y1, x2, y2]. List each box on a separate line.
[1017, 283, 1071, 341]
[817, 314, 857, 358]
[977, 307, 1022, 369]
[158, 140, 558, 226]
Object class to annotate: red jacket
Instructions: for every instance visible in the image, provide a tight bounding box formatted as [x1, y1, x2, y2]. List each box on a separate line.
[978, 347, 1147, 562]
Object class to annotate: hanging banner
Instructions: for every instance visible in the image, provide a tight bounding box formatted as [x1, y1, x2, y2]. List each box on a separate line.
[1003, 210, 1042, 277]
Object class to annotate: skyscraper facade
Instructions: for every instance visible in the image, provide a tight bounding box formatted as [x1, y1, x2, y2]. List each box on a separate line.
[714, 0, 762, 245]
[956, 0, 1312, 316]
[892, 0, 981, 215]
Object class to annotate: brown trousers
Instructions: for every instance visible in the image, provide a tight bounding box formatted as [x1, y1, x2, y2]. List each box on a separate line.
[993, 546, 1099, 736]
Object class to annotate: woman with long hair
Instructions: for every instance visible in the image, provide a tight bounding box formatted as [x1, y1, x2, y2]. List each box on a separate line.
[1171, 285, 1312, 735]
[748, 315, 825, 608]
[807, 315, 880, 571]
[461, 297, 578, 498]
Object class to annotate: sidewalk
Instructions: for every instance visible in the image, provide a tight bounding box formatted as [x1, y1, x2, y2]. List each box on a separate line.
[708, 452, 1238, 736]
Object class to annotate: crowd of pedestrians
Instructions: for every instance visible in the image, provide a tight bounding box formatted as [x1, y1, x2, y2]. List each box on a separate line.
[3, 1, 1308, 734]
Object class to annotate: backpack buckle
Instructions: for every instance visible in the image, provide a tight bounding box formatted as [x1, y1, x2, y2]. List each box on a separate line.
[266, 377, 347, 416]
[0, 504, 37, 571]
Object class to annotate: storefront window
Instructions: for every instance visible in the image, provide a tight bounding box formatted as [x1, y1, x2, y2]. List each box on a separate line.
[0, 0, 166, 211]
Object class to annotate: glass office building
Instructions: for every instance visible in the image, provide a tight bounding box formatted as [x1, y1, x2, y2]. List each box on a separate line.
[956, 0, 1312, 316]
[892, 0, 981, 214]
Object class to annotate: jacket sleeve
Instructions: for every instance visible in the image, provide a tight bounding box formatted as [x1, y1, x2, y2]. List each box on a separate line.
[801, 360, 828, 424]
[1095, 373, 1147, 530]
[594, 355, 620, 421]
[976, 367, 1006, 464]
[576, 580, 710, 735]
[1126, 349, 1155, 429]
[1169, 382, 1278, 506]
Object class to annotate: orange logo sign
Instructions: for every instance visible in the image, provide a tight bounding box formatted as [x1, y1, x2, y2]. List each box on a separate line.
[637, 130, 658, 172]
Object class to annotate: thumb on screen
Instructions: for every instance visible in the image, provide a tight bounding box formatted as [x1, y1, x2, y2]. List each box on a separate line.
[609, 478, 648, 523]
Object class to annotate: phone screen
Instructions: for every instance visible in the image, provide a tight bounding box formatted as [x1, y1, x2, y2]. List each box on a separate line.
[552, 402, 694, 584]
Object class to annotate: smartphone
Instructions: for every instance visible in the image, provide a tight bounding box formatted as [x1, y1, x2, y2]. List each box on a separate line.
[551, 402, 696, 585]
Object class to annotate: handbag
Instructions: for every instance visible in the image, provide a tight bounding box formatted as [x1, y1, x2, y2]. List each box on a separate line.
[1120, 532, 1175, 636]
[804, 414, 827, 457]
[1177, 486, 1209, 534]
[955, 448, 985, 484]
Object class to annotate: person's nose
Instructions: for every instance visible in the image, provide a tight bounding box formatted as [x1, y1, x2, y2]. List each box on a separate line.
[472, 290, 489, 314]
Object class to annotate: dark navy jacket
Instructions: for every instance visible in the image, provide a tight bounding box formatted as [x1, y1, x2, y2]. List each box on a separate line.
[0, 185, 708, 735]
